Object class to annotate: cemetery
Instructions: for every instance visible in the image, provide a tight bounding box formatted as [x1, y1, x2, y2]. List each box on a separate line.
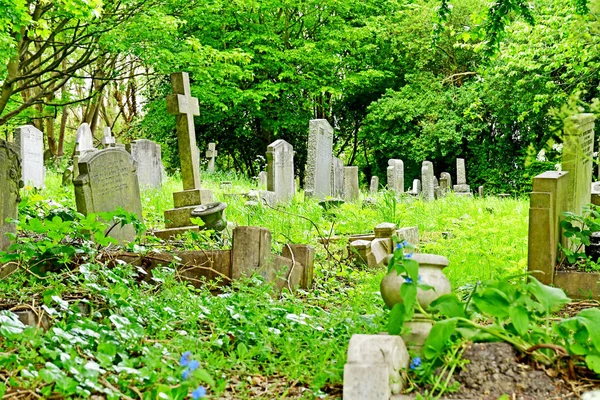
[1, 1, 600, 399]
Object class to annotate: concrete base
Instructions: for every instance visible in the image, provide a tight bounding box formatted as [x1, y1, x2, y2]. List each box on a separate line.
[554, 271, 600, 299]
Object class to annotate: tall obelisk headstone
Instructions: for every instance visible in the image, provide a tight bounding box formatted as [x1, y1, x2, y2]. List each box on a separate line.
[305, 119, 333, 200]
[155, 72, 214, 239]
[15, 125, 45, 189]
[0, 140, 22, 251]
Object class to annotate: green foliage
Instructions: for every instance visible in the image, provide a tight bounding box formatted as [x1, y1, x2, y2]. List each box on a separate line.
[560, 204, 600, 271]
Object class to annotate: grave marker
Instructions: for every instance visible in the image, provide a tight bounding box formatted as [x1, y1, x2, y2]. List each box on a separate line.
[258, 171, 267, 189]
[453, 158, 471, 196]
[344, 166, 360, 202]
[0, 140, 21, 251]
[421, 161, 435, 201]
[166, 72, 201, 190]
[102, 127, 116, 147]
[387, 159, 404, 194]
[369, 176, 379, 193]
[128, 139, 163, 189]
[15, 125, 45, 188]
[206, 142, 217, 173]
[305, 119, 333, 200]
[266, 139, 295, 202]
[563, 114, 595, 216]
[74, 147, 143, 243]
[331, 156, 345, 198]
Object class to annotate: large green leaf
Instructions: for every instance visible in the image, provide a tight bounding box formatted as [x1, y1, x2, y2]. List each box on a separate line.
[527, 277, 570, 314]
[423, 318, 457, 360]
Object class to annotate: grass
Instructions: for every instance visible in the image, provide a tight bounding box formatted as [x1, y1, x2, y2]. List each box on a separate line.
[0, 169, 530, 399]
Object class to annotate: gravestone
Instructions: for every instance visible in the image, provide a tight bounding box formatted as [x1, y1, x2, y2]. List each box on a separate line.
[266, 139, 295, 202]
[344, 166, 360, 202]
[206, 142, 217, 173]
[128, 139, 163, 189]
[411, 179, 421, 195]
[155, 72, 214, 239]
[102, 127, 116, 147]
[74, 147, 143, 243]
[73, 123, 96, 180]
[15, 125, 45, 188]
[421, 161, 435, 201]
[370, 176, 379, 193]
[305, 119, 333, 200]
[387, 159, 404, 194]
[258, 171, 268, 189]
[330, 157, 345, 198]
[453, 158, 471, 196]
[563, 114, 596, 216]
[0, 140, 22, 251]
[439, 172, 452, 193]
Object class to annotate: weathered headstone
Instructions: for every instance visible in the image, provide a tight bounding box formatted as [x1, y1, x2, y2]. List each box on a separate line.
[258, 171, 268, 189]
[0, 140, 21, 251]
[344, 166, 360, 202]
[102, 127, 116, 147]
[266, 139, 295, 202]
[128, 139, 163, 189]
[330, 157, 345, 198]
[74, 147, 143, 243]
[369, 176, 379, 193]
[439, 172, 452, 192]
[421, 161, 435, 201]
[73, 123, 96, 180]
[478, 185, 484, 197]
[155, 73, 214, 240]
[411, 179, 421, 195]
[563, 114, 596, 216]
[453, 158, 471, 196]
[387, 159, 404, 194]
[305, 119, 333, 200]
[15, 125, 45, 188]
[205, 142, 217, 173]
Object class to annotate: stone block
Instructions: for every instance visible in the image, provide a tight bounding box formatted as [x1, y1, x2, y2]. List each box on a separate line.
[453, 184, 471, 192]
[231, 226, 272, 280]
[153, 226, 200, 240]
[343, 364, 390, 400]
[396, 226, 419, 246]
[173, 189, 215, 208]
[282, 244, 315, 289]
[164, 206, 199, 229]
[374, 222, 398, 238]
[350, 240, 371, 265]
[371, 238, 392, 267]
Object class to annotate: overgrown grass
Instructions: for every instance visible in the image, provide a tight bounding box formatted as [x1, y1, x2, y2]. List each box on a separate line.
[1, 169, 529, 398]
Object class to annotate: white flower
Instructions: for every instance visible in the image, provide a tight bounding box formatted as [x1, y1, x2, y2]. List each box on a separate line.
[552, 143, 563, 153]
[555, 163, 562, 171]
[536, 149, 547, 162]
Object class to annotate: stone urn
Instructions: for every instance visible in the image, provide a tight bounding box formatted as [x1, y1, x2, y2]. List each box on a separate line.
[380, 253, 451, 309]
[191, 202, 227, 231]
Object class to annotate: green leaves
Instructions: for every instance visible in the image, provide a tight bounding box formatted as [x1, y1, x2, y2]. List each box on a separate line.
[0, 311, 26, 339]
[527, 277, 570, 314]
[423, 319, 457, 360]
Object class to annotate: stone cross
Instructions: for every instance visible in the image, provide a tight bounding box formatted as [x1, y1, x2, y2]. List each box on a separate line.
[166, 72, 201, 190]
[206, 142, 217, 173]
[102, 127, 116, 147]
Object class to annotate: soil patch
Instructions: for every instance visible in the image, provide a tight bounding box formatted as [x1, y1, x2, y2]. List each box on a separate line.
[444, 342, 576, 400]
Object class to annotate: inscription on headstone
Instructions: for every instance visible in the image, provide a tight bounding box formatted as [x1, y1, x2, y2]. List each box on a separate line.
[74, 147, 143, 243]
[15, 125, 45, 188]
[267, 139, 295, 202]
[0, 140, 22, 251]
[128, 139, 163, 189]
[305, 119, 333, 200]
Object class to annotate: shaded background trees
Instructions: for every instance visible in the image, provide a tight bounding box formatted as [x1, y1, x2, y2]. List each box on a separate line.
[1, 0, 599, 194]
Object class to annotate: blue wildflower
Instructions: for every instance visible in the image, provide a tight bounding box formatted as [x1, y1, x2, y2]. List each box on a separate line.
[410, 357, 422, 370]
[188, 359, 200, 372]
[418, 275, 422, 282]
[396, 242, 403, 250]
[192, 386, 207, 399]
[180, 351, 192, 367]
[405, 252, 413, 259]
[182, 369, 191, 380]
[404, 276, 413, 283]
